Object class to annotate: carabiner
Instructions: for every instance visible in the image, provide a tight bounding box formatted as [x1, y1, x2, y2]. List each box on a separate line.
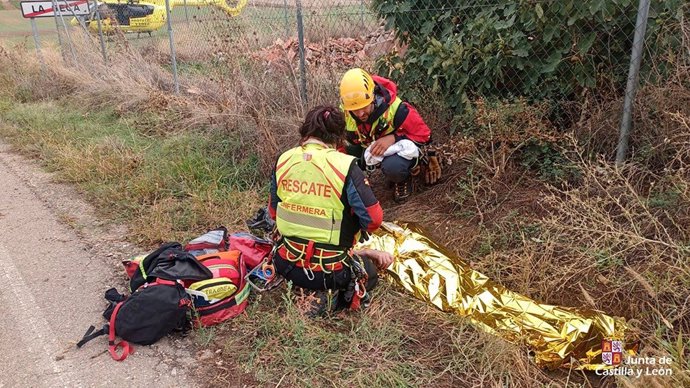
[303, 265, 315, 281]
[356, 280, 367, 298]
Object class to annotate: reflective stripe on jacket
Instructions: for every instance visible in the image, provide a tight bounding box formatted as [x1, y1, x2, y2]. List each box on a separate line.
[275, 143, 356, 247]
[345, 96, 403, 146]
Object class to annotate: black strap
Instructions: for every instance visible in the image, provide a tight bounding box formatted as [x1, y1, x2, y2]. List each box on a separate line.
[274, 254, 298, 278]
[104, 288, 126, 303]
[77, 324, 109, 348]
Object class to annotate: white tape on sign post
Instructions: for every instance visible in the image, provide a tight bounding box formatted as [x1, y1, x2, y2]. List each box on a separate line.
[20, 0, 89, 18]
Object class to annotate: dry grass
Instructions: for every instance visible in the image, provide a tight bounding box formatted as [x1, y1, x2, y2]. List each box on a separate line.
[376, 56, 690, 386]
[198, 282, 561, 388]
[1, 16, 690, 387]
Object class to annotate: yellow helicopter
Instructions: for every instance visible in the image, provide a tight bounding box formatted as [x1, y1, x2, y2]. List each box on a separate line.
[71, 0, 247, 34]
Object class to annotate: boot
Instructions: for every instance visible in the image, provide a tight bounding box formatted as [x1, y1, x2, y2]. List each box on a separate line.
[307, 289, 339, 317]
[393, 179, 412, 203]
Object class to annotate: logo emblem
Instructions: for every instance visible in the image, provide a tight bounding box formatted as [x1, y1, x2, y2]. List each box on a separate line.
[602, 339, 623, 366]
[303, 153, 312, 161]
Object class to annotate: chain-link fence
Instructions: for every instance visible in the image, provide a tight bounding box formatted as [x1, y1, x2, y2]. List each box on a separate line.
[32, 0, 687, 159]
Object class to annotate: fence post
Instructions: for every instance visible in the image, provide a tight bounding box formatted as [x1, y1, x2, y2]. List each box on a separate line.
[183, 0, 189, 23]
[62, 4, 103, 76]
[295, 0, 308, 107]
[283, 0, 289, 39]
[360, 0, 365, 30]
[30, 18, 45, 70]
[164, 0, 180, 94]
[51, 0, 66, 61]
[56, 5, 78, 63]
[616, 0, 651, 164]
[94, 1, 108, 63]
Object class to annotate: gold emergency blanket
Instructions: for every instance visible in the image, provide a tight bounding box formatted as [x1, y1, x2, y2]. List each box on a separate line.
[358, 222, 636, 370]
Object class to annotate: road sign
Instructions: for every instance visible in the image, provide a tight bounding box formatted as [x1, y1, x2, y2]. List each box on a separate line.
[20, 0, 90, 18]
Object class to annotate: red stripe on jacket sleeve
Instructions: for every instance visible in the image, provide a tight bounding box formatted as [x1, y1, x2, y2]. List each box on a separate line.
[398, 102, 431, 144]
[365, 202, 383, 232]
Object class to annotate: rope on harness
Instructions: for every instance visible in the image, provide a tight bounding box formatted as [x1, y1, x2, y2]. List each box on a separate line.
[348, 255, 369, 310]
[281, 238, 349, 273]
[303, 240, 315, 280]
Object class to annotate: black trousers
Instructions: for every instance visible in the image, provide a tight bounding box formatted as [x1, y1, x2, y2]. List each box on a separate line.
[273, 252, 379, 293]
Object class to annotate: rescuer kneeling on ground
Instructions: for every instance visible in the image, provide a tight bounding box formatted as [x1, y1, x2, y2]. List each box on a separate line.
[268, 105, 393, 312]
[339, 68, 441, 203]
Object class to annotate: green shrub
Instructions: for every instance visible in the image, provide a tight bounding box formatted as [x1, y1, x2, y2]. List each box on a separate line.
[519, 139, 573, 184]
[373, 0, 685, 113]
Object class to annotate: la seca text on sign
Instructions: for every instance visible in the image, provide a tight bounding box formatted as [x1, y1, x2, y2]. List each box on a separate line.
[20, 0, 90, 18]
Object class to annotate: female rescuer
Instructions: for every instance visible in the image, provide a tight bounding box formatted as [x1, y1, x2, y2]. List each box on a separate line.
[267, 105, 394, 310]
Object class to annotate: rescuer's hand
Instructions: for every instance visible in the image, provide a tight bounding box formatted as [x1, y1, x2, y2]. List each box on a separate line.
[355, 248, 394, 270]
[369, 135, 396, 157]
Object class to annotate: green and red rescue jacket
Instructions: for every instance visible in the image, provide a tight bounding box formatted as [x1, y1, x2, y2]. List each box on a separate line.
[268, 141, 383, 248]
[344, 75, 431, 148]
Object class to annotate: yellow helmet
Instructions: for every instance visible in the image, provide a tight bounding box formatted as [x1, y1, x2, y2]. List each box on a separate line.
[339, 68, 375, 111]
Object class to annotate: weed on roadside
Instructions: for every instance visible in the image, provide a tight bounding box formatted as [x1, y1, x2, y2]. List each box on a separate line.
[0, 99, 264, 243]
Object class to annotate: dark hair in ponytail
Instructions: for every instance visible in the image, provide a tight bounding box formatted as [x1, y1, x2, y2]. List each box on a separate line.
[299, 105, 345, 146]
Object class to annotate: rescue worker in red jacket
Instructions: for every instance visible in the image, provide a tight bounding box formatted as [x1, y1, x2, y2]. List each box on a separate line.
[268, 105, 393, 311]
[339, 68, 442, 202]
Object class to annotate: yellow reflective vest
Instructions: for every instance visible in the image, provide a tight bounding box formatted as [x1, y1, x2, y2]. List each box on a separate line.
[344, 96, 403, 146]
[275, 142, 356, 247]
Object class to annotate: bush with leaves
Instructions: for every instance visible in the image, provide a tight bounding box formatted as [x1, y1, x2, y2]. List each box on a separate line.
[373, 0, 685, 114]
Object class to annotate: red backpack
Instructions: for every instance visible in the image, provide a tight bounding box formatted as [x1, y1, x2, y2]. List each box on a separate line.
[228, 232, 274, 269]
[184, 250, 250, 327]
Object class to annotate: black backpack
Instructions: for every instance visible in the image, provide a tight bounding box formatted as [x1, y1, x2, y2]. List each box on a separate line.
[78, 242, 213, 361]
[78, 281, 191, 361]
[129, 242, 212, 292]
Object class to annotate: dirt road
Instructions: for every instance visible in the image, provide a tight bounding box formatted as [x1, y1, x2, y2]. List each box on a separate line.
[0, 141, 198, 388]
